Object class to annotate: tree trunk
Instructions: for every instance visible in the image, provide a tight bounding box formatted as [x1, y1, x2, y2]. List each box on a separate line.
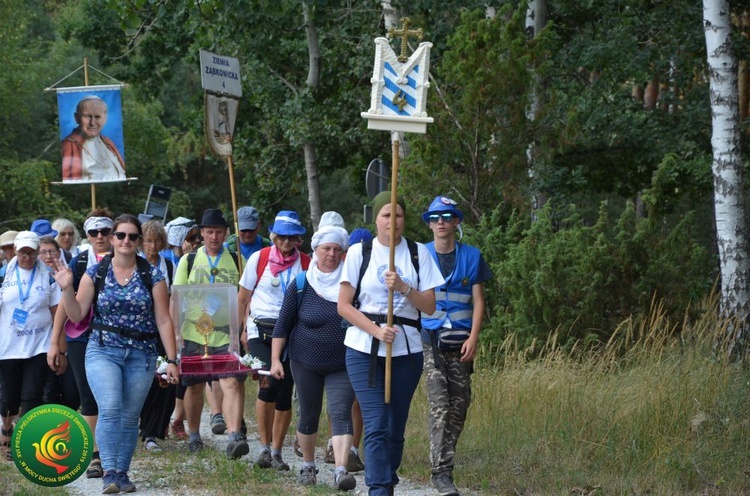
[526, 0, 548, 218]
[703, 0, 750, 348]
[303, 0, 322, 230]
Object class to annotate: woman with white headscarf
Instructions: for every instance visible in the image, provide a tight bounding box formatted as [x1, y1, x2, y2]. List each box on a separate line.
[269, 220, 357, 491]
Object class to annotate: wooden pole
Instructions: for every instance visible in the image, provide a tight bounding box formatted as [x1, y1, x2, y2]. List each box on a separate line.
[226, 155, 243, 275]
[84, 57, 96, 211]
[385, 132, 400, 403]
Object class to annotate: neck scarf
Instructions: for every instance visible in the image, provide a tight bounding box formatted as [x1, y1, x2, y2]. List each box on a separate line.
[306, 259, 343, 303]
[268, 246, 299, 276]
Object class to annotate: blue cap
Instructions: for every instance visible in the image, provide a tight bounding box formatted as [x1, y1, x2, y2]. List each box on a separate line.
[349, 228, 373, 245]
[269, 210, 306, 236]
[422, 196, 463, 223]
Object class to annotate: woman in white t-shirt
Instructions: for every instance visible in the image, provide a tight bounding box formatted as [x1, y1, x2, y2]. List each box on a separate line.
[338, 191, 444, 496]
[0, 231, 62, 461]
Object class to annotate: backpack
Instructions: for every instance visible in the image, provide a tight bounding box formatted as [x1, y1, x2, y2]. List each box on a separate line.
[254, 247, 311, 289]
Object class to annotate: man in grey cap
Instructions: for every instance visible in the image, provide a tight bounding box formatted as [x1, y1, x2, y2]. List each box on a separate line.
[226, 206, 272, 261]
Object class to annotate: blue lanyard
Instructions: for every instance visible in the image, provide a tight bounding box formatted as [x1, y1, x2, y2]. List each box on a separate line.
[206, 247, 223, 284]
[16, 265, 37, 305]
[279, 268, 292, 294]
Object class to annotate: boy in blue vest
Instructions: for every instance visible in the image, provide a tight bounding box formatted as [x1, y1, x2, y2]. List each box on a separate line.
[420, 196, 493, 496]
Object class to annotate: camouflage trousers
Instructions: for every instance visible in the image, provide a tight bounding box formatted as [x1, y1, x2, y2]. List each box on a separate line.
[422, 342, 473, 476]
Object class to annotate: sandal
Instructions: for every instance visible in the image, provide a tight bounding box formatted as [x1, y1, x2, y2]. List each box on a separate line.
[86, 457, 103, 478]
[1, 426, 12, 461]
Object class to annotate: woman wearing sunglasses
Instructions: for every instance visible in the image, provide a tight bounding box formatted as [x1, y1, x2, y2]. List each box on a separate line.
[48, 208, 114, 480]
[54, 214, 179, 494]
[0, 231, 62, 461]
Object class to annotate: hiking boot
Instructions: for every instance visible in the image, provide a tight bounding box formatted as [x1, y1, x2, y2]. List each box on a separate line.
[346, 450, 364, 473]
[101, 472, 119, 494]
[255, 449, 272, 469]
[324, 444, 335, 464]
[334, 471, 356, 491]
[297, 465, 318, 486]
[87, 457, 103, 478]
[189, 439, 204, 453]
[117, 472, 136, 493]
[226, 435, 249, 459]
[171, 419, 188, 440]
[210, 413, 227, 434]
[271, 453, 290, 471]
[431, 473, 460, 496]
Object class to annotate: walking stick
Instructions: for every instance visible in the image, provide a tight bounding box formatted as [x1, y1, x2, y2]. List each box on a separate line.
[385, 134, 401, 404]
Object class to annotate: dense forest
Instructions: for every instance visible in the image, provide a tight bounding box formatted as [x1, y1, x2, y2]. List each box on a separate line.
[2, 0, 746, 348]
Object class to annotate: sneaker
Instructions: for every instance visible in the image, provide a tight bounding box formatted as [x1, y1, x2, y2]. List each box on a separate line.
[226, 436, 249, 459]
[346, 450, 364, 473]
[294, 436, 303, 457]
[87, 458, 104, 479]
[101, 472, 119, 494]
[210, 413, 227, 434]
[431, 473, 460, 496]
[271, 453, 290, 471]
[334, 471, 356, 491]
[144, 438, 161, 452]
[117, 472, 136, 493]
[189, 439, 204, 453]
[171, 420, 188, 440]
[324, 444, 335, 464]
[255, 449, 273, 469]
[297, 465, 318, 486]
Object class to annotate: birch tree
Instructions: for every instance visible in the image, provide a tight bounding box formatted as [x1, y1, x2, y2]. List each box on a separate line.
[703, 0, 750, 346]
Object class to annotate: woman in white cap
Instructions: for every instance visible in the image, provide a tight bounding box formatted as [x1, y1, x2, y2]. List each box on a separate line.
[270, 217, 357, 490]
[239, 210, 310, 471]
[0, 231, 62, 461]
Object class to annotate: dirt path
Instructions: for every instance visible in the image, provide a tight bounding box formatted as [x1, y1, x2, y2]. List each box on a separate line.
[62, 409, 460, 495]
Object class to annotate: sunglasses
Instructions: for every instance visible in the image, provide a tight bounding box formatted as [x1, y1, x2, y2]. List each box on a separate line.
[87, 228, 112, 238]
[17, 251, 38, 259]
[428, 213, 456, 223]
[113, 232, 141, 242]
[240, 228, 257, 233]
[188, 234, 202, 242]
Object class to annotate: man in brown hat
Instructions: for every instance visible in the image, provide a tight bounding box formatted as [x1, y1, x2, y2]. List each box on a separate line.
[173, 209, 248, 460]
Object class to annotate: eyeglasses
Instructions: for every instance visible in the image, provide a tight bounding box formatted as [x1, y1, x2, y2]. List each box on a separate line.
[428, 213, 455, 223]
[87, 228, 112, 238]
[17, 251, 38, 259]
[59, 232, 74, 237]
[276, 235, 296, 242]
[39, 250, 59, 256]
[113, 232, 141, 242]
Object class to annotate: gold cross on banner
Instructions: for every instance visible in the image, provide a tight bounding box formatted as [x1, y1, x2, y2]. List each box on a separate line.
[387, 17, 424, 63]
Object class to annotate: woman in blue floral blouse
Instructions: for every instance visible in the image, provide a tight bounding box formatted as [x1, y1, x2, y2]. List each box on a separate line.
[54, 214, 179, 494]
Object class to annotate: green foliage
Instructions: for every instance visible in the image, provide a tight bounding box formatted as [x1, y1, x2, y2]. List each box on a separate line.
[481, 202, 714, 348]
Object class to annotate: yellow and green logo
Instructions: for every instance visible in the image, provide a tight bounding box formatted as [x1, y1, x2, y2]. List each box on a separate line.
[11, 404, 92, 487]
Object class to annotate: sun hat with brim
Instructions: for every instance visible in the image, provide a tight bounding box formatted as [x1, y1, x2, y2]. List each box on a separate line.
[30, 219, 58, 238]
[199, 208, 229, 228]
[0, 230, 18, 248]
[421, 195, 464, 223]
[64, 309, 93, 339]
[268, 210, 306, 236]
[14, 231, 40, 251]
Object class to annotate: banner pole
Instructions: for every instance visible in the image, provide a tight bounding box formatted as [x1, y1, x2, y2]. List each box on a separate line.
[226, 155, 243, 276]
[83, 57, 96, 211]
[385, 132, 400, 404]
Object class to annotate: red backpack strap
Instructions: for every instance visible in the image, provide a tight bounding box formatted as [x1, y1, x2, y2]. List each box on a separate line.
[255, 247, 272, 287]
[300, 252, 311, 270]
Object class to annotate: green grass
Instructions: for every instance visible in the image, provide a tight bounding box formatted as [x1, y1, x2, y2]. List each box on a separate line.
[5, 299, 750, 494]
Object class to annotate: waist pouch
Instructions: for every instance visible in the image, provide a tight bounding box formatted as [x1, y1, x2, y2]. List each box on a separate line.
[253, 317, 277, 345]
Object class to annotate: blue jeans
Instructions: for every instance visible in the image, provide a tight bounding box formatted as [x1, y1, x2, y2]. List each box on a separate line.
[346, 348, 423, 496]
[86, 343, 155, 473]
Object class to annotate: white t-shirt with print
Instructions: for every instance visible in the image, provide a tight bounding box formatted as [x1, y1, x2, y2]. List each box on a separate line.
[239, 251, 306, 339]
[0, 260, 62, 359]
[341, 238, 444, 357]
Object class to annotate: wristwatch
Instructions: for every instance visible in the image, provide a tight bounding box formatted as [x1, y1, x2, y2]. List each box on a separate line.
[166, 358, 178, 365]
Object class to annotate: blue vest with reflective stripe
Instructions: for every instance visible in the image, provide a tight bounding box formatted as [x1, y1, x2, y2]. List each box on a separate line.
[421, 242, 480, 331]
